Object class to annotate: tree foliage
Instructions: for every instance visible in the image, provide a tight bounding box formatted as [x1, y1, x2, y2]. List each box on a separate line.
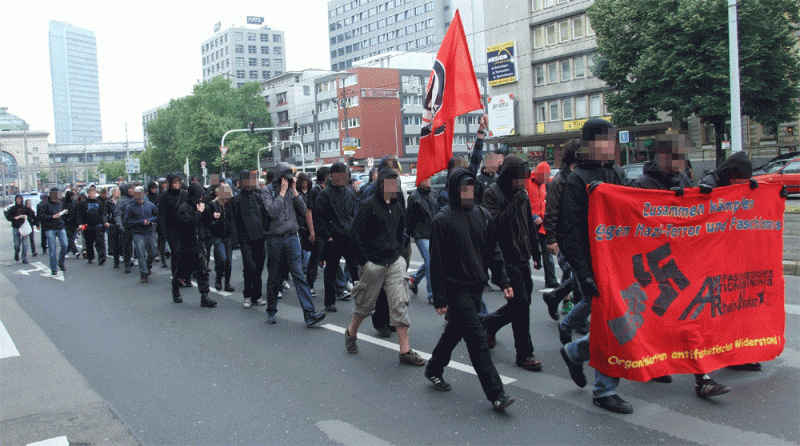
[139, 78, 273, 178]
[588, 0, 800, 164]
[98, 160, 126, 183]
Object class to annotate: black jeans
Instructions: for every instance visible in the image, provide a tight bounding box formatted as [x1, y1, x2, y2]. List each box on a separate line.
[121, 228, 133, 267]
[107, 225, 120, 265]
[66, 226, 79, 254]
[83, 226, 106, 261]
[157, 231, 169, 261]
[174, 248, 209, 294]
[484, 261, 534, 362]
[239, 239, 266, 300]
[322, 237, 359, 307]
[426, 283, 505, 401]
[539, 232, 558, 287]
[167, 232, 181, 276]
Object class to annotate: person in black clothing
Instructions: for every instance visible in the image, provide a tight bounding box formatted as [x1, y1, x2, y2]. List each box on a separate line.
[315, 162, 360, 313]
[305, 167, 331, 295]
[424, 167, 517, 412]
[158, 174, 185, 276]
[699, 151, 754, 191]
[295, 172, 315, 276]
[172, 183, 216, 307]
[62, 190, 80, 258]
[476, 148, 503, 193]
[104, 187, 122, 268]
[556, 118, 632, 414]
[406, 177, 439, 304]
[207, 183, 235, 291]
[344, 168, 424, 366]
[77, 186, 107, 265]
[482, 155, 544, 372]
[231, 170, 270, 308]
[438, 115, 489, 207]
[40, 188, 69, 275]
[25, 199, 38, 257]
[36, 194, 48, 254]
[5, 194, 34, 263]
[146, 182, 160, 205]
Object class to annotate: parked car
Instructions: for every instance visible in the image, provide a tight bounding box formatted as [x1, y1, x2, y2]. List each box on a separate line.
[623, 163, 645, 181]
[3, 192, 42, 214]
[752, 158, 793, 176]
[752, 156, 800, 195]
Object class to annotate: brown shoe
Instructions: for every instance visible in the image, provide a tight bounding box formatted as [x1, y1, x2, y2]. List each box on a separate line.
[140, 273, 149, 283]
[399, 350, 426, 366]
[517, 356, 543, 372]
[344, 329, 358, 354]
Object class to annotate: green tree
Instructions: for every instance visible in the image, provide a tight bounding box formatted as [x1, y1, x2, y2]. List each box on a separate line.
[139, 78, 273, 178]
[98, 160, 126, 183]
[38, 170, 50, 185]
[588, 0, 800, 166]
[56, 166, 69, 185]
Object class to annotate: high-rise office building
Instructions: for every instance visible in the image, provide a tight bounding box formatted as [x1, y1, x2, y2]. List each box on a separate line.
[201, 17, 287, 87]
[49, 21, 103, 144]
[327, 0, 486, 72]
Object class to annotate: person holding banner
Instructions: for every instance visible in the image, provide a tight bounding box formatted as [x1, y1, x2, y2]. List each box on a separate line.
[629, 134, 732, 397]
[556, 118, 633, 414]
[482, 154, 544, 372]
[425, 167, 517, 412]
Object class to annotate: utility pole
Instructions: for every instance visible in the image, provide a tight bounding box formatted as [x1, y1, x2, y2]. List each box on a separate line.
[23, 129, 29, 192]
[125, 122, 131, 182]
[728, 0, 743, 153]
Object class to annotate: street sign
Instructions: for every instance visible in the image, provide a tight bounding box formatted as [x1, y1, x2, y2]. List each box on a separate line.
[201, 160, 206, 168]
[98, 173, 107, 184]
[619, 130, 630, 144]
[125, 158, 140, 174]
[220, 146, 229, 158]
[342, 138, 358, 150]
[367, 157, 374, 168]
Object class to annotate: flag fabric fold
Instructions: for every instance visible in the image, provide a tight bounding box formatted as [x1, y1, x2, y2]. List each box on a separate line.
[416, 10, 483, 186]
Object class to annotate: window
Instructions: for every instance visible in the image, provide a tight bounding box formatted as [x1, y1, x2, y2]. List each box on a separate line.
[533, 27, 544, 49]
[562, 98, 573, 120]
[303, 85, 311, 96]
[249, 58, 257, 66]
[561, 59, 572, 81]
[275, 59, 283, 68]
[547, 62, 558, 83]
[559, 21, 571, 42]
[234, 32, 243, 41]
[535, 65, 545, 86]
[236, 70, 245, 79]
[247, 33, 256, 41]
[537, 103, 547, 123]
[573, 16, 584, 39]
[549, 101, 560, 121]
[261, 46, 269, 54]
[274, 47, 282, 55]
[235, 57, 244, 65]
[426, 18, 434, 28]
[575, 96, 587, 118]
[249, 70, 258, 79]
[235, 45, 244, 53]
[248, 45, 257, 54]
[262, 59, 270, 67]
[546, 24, 557, 46]
[587, 54, 596, 77]
[263, 71, 270, 78]
[574, 56, 586, 79]
[260, 34, 269, 42]
[587, 15, 595, 36]
[532, 0, 543, 11]
[590, 94, 603, 116]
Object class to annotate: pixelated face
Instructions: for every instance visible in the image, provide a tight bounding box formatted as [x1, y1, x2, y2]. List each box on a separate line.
[485, 153, 503, 173]
[382, 177, 399, 200]
[419, 178, 431, 188]
[210, 174, 220, 186]
[170, 179, 181, 190]
[242, 175, 258, 189]
[655, 134, 689, 174]
[50, 191, 60, 202]
[581, 130, 618, 162]
[217, 189, 232, 200]
[459, 184, 475, 207]
[88, 188, 97, 199]
[331, 172, 348, 186]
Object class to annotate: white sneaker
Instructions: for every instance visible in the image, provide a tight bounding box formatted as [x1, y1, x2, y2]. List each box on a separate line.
[346, 281, 354, 292]
[254, 298, 267, 306]
[243, 298, 252, 308]
[282, 280, 291, 290]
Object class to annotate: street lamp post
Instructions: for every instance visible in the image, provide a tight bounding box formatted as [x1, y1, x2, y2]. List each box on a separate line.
[257, 145, 272, 176]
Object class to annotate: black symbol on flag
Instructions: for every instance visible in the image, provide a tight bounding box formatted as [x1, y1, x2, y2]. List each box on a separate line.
[632, 243, 690, 317]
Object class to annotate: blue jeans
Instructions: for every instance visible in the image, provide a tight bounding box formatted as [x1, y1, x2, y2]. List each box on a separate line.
[265, 234, 317, 321]
[411, 238, 433, 299]
[45, 229, 68, 272]
[213, 237, 233, 281]
[13, 227, 28, 262]
[132, 233, 157, 275]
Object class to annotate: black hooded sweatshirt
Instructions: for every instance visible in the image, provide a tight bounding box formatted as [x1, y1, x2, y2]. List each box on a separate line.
[5, 195, 33, 229]
[429, 168, 510, 307]
[315, 176, 357, 242]
[62, 191, 78, 228]
[77, 196, 105, 228]
[350, 169, 407, 267]
[231, 174, 270, 243]
[482, 155, 542, 266]
[406, 184, 439, 240]
[556, 161, 626, 283]
[175, 183, 206, 252]
[157, 174, 185, 235]
[699, 151, 753, 188]
[115, 184, 134, 229]
[631, 161, 692, 190]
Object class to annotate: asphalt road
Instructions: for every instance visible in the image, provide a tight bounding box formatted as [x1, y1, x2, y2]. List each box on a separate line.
[1, 225, 798, 445]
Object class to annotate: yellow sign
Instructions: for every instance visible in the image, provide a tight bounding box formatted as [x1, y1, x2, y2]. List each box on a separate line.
[537, 122, 545, 134]
[563, 116, 613, 131]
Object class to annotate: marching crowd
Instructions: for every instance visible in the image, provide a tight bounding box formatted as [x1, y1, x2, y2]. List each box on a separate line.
[5, 116, 769, 414]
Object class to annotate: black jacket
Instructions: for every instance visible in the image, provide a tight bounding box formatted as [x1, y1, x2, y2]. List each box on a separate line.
[557, 162, 626, 283]
[315, 182, 357, 242]
[115, 184, 134, 229]
[544, 165, 570, 246]
[124, 199, 158, 235]
[406, 186, 439, 240]
[175, 184, 205, 251]
[62, 191, 79, 228]
[157, 189, 184, 235]
[631, 161, 692, 190]
[430, 168, 510, 308]
[231, 188, 269, 243]
[206, 199, 234, 239]
[77, 197, 105, 228]
[699, 151, 753, 188]
[482, 155, 542, 266]
[349, 169, 407, 267]
[4, 196, 33, 229]
[39, 199, 66, 232]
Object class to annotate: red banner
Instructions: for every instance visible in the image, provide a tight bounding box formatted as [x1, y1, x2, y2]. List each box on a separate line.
[588, 183, 786, 381]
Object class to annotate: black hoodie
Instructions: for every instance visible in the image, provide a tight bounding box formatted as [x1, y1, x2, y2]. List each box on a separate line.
[350, 169, 407, 267]
[115, 184, 134, 228]
[482, 155, 542, 265]
[157, 174, 185, 235]
[175, 183, 206, 251]
[632, 161, 692, 190]
[231, 171, 270, 243]
[700, 151, 753, 188]
[429, 168, 509, 307]
[62, 190, 78, 228]
[406, 184, 439, 240]
[315, 174, 357, 242]
[77, 196, 105, 228]
[4, 195, 33, 229]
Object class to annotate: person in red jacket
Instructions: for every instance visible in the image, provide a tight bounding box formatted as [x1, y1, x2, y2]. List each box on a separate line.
[526, 162, 558, 289]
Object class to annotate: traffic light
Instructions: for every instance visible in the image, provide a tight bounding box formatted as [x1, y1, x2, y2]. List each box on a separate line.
[788, 126, 795, 136]
[293, 122, 298, 134]
[249, 122, 255, 134]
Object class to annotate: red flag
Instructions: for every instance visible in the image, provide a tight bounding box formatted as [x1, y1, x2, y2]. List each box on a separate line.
[416, 10, 483, 186]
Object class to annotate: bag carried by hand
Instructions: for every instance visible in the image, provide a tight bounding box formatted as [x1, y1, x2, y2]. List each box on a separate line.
[19, 218, 32, 237]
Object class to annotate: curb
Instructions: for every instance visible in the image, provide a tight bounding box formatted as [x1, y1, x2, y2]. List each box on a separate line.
[784, 260, 799, 277]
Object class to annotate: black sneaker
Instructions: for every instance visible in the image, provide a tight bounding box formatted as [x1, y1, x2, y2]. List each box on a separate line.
[558, 324, 572, 346]
[650, 375, 673, 383]
[543, 291, 561, 321]
[325, 305, 337, 313]
[560, 347, 586, 388]
[695, 378, 731, 398]
[305, 312, 326, 327]
[492, 393, 516, 412]
[726, 362, 762, 371]
[98, 258, 106, 265]
[59, 264, 66, 272]
[593, 395, 633, 414]
[424, 371, 452, 391]
[409, 277, 418, 295]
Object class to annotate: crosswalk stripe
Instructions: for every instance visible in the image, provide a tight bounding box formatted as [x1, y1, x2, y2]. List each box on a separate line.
[27, 436, 69, 446]
[0, 320, 20, 359]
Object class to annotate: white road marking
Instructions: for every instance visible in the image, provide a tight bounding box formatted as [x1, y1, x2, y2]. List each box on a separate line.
[316, 420, 392, 446]
[27, 435, 69, 446]
[321, 323, 516, 385]
[0, 320, 20, 359]
[786, 304, 800, 315]
[192, 281, 233, 297]
[15, 262, 64, 281]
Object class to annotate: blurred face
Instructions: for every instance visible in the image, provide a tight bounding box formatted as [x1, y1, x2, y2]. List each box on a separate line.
[210, 174, 220, 186]
[217, 188, 232, 202]
[331, 172, 348, 187]
[242, 176, 258, 190]
[50, 191, 60, 202]
[382, 177, 398, 201]
[459, 184, 475, 207]
[88, 188, 97, 199]
[419, 178, 431, 189]
[134, 191, 144, 203]
[170, 179, 181, 190]
[655, 135, 688, 174]
[511, 167, 530, 190]
[581, 131, 618, 162]
[485, 153, 503, 174]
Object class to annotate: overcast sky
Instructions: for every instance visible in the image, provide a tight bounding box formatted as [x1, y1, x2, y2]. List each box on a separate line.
[1, 0, 332, 143]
